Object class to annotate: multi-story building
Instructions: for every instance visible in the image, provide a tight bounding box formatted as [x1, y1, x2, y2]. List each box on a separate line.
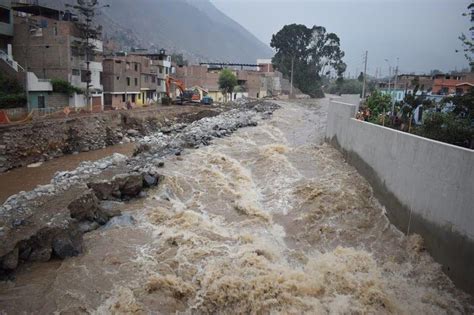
[432, 73, 474, 95]
[175, 64, 270, 102]
[130, 49, 172, 99]
[102, 53, 169, 109]
[11, 3, 104, 110]
[0, 0, 13, 53]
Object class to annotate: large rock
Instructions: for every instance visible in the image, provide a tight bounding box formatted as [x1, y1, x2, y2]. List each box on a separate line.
[114, 173, 144, 198]
[68, 190, 108, 224]
[52, 232, 82, 259]
[2, 248, 19, 270]
[87, 180, 121, 200]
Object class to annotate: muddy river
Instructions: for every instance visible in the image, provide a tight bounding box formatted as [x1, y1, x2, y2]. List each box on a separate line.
[0, 99, 472, 314]
[0, 143, 136, 204]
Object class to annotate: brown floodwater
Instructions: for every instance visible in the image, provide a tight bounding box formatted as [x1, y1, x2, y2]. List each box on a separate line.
[0, 143, 135, 204]
[0, 99, 472, 314]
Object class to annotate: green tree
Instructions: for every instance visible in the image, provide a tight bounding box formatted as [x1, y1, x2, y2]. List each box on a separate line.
[457, 2, 474, 71]
[365, 90, 391, 122]
[270, 24, 346, 98]
[218, 69, 237, 102]
[0, 72, 26, 109]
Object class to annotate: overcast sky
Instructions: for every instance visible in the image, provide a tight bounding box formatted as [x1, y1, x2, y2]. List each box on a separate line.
[210, 0, 471, 77]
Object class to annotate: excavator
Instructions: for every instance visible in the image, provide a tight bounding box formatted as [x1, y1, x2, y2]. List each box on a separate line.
[163, 76, 195, 105]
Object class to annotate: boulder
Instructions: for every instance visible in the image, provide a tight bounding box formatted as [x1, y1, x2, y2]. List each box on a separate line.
[87, 180, 121, 200]
[2, 248, 19, 270]
[29, 247, 52, 262]
[68, 190, 108, 224]
[52, 232, 82, 259]
[113, 173, 144, 198]
[143, 174, 157, 187]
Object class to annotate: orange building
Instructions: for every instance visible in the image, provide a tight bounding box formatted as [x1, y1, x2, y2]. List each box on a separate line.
[432, 73, 474, 95]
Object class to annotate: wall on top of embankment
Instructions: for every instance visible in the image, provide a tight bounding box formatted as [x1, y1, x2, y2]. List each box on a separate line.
[325, 99, 474, 294]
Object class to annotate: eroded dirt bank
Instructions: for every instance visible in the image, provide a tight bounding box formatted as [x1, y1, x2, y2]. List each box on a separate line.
[0, 105, 219, 173]
[0, 99, 473, 314]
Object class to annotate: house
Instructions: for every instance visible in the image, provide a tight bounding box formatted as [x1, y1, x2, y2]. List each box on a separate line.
[102, 55, 146, 110]
[11, 3, 104, 111]
[175, 64, 269, 102]
[129, 48, 172, 100]
[0, 0, 13, 53]
[432, 73, 474, 95]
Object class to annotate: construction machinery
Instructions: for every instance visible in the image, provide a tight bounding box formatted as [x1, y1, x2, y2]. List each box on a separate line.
[163, 76, 213, 105]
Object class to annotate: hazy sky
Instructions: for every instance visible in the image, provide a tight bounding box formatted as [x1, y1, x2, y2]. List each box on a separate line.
[210, 0, 471, 77]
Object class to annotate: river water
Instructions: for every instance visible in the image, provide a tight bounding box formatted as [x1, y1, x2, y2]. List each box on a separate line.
[0, 143, 136, 204]
[0, 99, 472, 314]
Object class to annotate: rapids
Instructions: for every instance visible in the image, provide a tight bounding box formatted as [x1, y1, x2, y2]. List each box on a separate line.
[0, 99, 472, 314]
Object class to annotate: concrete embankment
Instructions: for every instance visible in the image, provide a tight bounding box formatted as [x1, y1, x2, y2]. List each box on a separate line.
[325, 99, 474, 294]
[0, 106, 219, 173]
[0, 100, 279, 278]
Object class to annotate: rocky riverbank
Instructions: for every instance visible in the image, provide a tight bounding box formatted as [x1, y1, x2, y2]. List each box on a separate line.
[0, 106, 220, 173]
[0, 100, 279, 276]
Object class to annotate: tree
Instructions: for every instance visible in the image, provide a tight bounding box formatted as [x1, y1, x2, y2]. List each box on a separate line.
[67, 0, 108, 110]
[457, 2, 474, 71]
[365, 90, 391, 122]
[0, 72, 26, 109]
[358, 72, 364, 82]
[218, 69, 237, 102]
[270, 24, 346, 98]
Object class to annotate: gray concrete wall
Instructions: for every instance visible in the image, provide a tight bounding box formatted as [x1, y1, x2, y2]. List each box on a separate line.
[325, 99, 474, 294]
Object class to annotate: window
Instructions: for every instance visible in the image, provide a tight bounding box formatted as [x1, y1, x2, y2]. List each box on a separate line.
[122, 94, 126, 102]
[116, 76, 120, 80]
[81, 70, 90, 83]
[53, 26, 58, 36]
[0, 7, 10, 24]
[157, 79, 161, 86]
[151, 76, 156, 83]
[72, 69, 80, 76]
[134, 63, 138, 71]
[159, 67, 163, 74]
[127, 77, 131, 86]
[165, 68, 169, 74]
[144, 75, 148, 83]
[135, 78, 138, 86]
[138, 94, 141, 100]
[126, 62, 130, 70]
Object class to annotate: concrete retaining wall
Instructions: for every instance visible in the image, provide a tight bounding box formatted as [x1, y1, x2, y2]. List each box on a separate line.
[325, 99, 474, 294]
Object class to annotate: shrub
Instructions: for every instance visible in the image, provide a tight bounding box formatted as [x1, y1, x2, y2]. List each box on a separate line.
[51, 79, 83, 96]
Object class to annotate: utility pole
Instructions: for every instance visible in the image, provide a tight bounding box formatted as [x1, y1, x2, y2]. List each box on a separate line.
[290, 56, 294, 98]
[392, 57, 399, 114]
[362, 51, 368, 99]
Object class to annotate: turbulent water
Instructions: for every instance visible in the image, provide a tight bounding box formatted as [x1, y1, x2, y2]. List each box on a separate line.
[0, 99, 472, 314]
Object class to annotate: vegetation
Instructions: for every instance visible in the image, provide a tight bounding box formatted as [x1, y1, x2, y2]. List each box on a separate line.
[51, 79, 83, 96]
[457, 1, 474, 71]
[365, 90, 391, 122]
[327, 79, 363, 95]
[364, 86, 473, 149]
[218, 69, 238, 102]
[0, 72, 26, 109]
[270, 24, 346, 98]
[415, 89, 474, 149]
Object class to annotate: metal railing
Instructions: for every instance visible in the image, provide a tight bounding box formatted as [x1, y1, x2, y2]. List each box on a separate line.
[0, 50, 25, 72]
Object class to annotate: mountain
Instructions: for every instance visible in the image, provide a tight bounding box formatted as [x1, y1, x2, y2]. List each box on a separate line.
[38, 0, 273, 63]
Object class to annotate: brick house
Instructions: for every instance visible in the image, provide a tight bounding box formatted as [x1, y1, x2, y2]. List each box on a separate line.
[11, 3, 104, 110]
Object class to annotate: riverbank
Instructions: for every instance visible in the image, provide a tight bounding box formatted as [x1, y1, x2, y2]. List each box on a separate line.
[0, 105, 220, 173]
[0, 100, 279, 278]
